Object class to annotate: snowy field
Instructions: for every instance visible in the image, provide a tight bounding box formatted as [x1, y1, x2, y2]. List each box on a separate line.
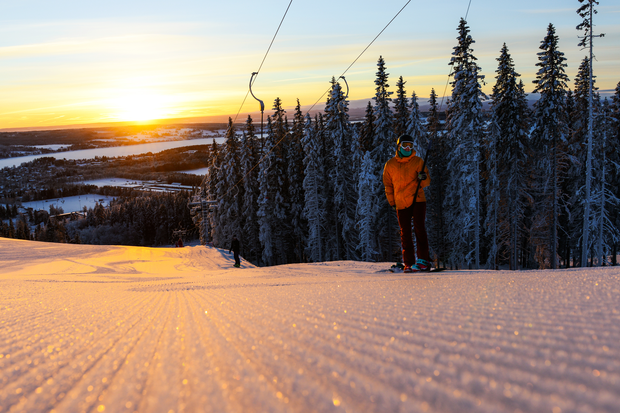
[1, 238, 619, 413]
[22, 194, 116, 214]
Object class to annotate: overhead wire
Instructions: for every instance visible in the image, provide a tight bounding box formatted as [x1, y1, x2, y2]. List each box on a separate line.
[306, 0, 412, 115]
[220, 0, 415, 200]
[214, 0, 475, 201]
[233, 0, 294, 124]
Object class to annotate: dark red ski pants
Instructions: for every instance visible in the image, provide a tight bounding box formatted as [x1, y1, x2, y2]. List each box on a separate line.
[396, 201, 430, 267]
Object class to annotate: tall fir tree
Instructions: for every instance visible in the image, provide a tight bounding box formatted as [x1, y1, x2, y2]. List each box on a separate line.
[257, 99, 290, 265]
[589, 97, 620, 265]
[608, 82, 620, 264]
[393, 76, 410, 138]
[302, 114, 327, 262]
[287, 100, 307, 262]
[425, 88, 450, 266]
[371, 56, 399, 262]
[444, 18, 486, 269]
[215, 118, 243, 249]
[576, 0, 601, 267]
[567, 57, 597, 265]
[406, 91, 427, 155]
[206, 139, 223, 245]
[357, 151, 380, 261]
[240, 115, 261, 262]
[486, 44, 531, 270]
[530, 23, 570, 269]
[324, 78, 359, 260]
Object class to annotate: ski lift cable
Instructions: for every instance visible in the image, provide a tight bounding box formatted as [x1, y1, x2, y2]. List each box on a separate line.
[217, 0, 473, 201]
[218, 1, 412, 200]
[306, 0, 412, 116]
[233, 0, 294, 124]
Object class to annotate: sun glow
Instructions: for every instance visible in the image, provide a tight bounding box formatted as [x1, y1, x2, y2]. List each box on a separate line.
[110, 91, 173, 122]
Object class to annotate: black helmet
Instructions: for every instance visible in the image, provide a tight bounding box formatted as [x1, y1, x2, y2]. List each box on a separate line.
[397, 134, 414, 146]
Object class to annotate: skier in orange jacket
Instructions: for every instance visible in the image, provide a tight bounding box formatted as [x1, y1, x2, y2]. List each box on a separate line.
[383, 134, 431, 273]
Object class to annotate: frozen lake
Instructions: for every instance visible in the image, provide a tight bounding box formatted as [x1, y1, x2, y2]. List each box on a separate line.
[22, 194, 115, 213]
[0, 137, 225, 169]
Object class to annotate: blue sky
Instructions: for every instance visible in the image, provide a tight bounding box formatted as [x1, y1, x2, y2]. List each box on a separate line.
[1, 0, 619, 129]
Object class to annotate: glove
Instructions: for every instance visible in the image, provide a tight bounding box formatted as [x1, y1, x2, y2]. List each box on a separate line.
[391, 204, 397, 211]
[418, 172, 427, 181]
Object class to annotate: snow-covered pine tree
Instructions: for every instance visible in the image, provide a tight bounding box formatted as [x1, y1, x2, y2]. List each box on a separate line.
[567, 57, 597, 265]
[357, 150, 380, 261]
[576, 0, 602, 267]
[607, 82, 620, 265]
[609, 82, 620, 264]
[425, 88, 450, 266]
[589, 97, 620, 265]
[530, 23, 570, 269]
[257, 99, 289, 266]
[302, 114, 327, 262]
[286, 100, 307, 262]
[486, 44, 531, 270]
[393, 76, 410, 138]
[372, 56, 399, 262]
[240, 115, 261, 263]
[215, 118, 243, 249]
[257, 116, 276, 266]
[324, 78, 359, 261]
[406, 91, 427, 156]
[205, 138, 222, 245]
[443, 18, 486, 269]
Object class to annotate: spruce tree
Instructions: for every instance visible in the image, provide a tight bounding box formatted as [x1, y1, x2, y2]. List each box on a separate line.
[609, 82, 620, 264]
[302, 114, 327, 262]
[590, 97, 620, 265]
[240, 115, 261, 262]
[444, 18, 486, 269]
[216, 118, 243, 249]
[357, 151, 380, 261]
[567, 57, 597, 265]
[372, 56, 398, 262]
[425, 88, 449, 266]
[576, 0, 602, 267]
[205, 139, 222, 245]
[257, 99, 289, 265]
[393, 76, 410, 138]
[530, 23, 570, 269]
[486, 44, 530, 270]
[406, 91, 427, 155]
[324, 78, 359, 260]
[287, 100, 307, 262]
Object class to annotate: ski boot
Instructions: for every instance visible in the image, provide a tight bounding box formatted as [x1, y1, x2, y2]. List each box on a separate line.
[412, 259, 431, 272]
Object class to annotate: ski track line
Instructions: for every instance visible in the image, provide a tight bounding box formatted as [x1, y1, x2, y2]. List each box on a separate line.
[1, 287, 164, 412]
[190, 286, 467, 413]
[1, 261, 620, 412]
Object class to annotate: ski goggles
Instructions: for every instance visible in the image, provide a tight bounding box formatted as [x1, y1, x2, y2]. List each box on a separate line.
[399, 143, 413, 151]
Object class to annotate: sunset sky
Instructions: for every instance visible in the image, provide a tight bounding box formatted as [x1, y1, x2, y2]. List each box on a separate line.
[1, 0, 619, 130]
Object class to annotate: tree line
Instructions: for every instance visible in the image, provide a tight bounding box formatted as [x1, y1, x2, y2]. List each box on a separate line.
[204, 19, 620, 269]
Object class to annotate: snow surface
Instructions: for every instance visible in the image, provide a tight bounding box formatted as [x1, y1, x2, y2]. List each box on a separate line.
[1, 238, 619, 413]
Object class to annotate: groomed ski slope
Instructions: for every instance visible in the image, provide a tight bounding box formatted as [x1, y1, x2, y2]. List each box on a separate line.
[0, 238, 619, 413]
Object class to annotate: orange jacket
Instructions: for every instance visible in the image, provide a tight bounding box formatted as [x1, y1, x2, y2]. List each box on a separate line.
[383, 150, 430, 209]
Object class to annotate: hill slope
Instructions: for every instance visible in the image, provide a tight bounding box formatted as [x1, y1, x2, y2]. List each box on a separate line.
[1, 238, 619, 412]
